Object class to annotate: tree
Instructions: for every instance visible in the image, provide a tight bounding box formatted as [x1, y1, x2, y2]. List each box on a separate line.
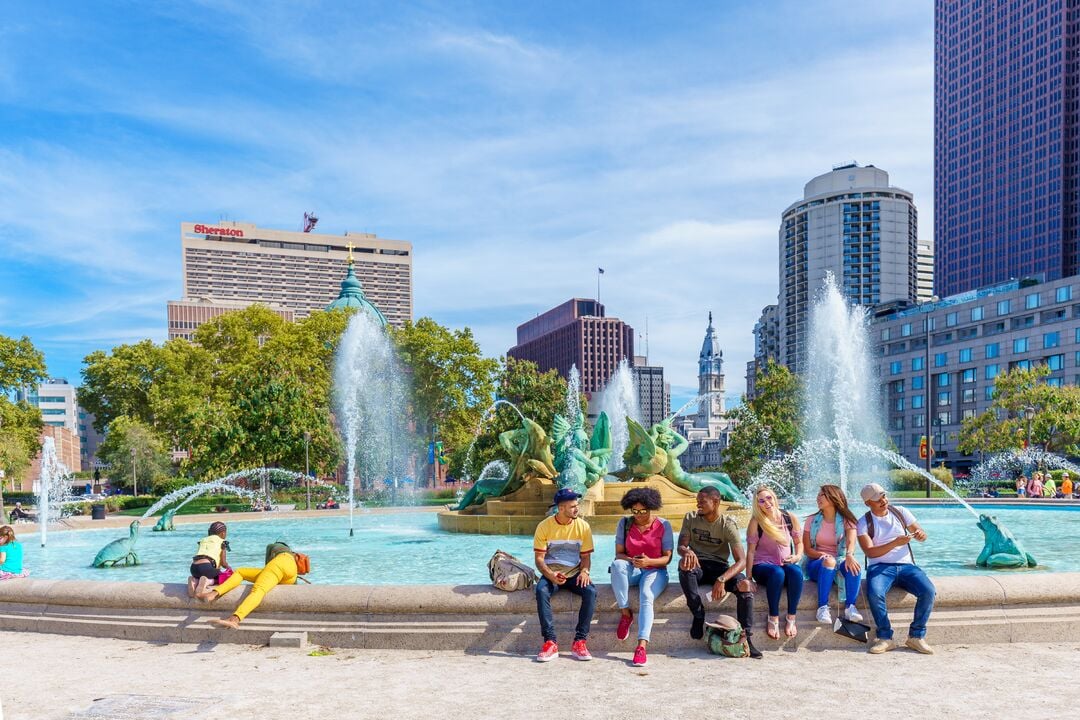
[97, 416, 173, 493]
[959, 365, 1080, 455]
[467, 357, 577, 478]
[722, 360, 802, 486]
[390, 318, 500, 483]
[79, 340, 167, 432]
[0, 333, 46, 516]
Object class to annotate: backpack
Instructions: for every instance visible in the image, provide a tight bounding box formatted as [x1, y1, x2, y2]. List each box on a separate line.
[704, 615, 749, 658]
[863, 507, 915, 562]
[266, 541, 311, 575]
[488, 550, 538, 592]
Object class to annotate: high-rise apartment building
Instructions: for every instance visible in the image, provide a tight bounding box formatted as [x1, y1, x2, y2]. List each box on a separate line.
[18, 379, 79, 433]
[507, 299, 634, 395]
[935, 0, 1076, 296]
[917, 241, 935, 302]
[169, 220, 412, 338]
[630, 355, 670, 427]
[778, 163, 918, 372]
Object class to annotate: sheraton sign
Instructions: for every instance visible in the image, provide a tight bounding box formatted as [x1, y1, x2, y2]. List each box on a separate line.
[193, 224, 245, 237]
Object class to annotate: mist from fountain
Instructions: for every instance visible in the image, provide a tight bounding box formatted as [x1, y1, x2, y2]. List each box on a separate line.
[461, 399, 525, 482]
[139, 476, 270, 519]
[334, 310, 412, 537]
[968, 448, 1080, 491]
[36, 436, 74, 547]
[594, 359, 642, 470]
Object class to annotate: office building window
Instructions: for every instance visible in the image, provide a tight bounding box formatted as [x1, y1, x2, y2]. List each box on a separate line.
[962, 388, 976, 403]
[946, 312, 958, 327]
[1014, 338, 1029, 353]
[959, 348, 972, 363]
[901, 323, 912, 337]
[912, 376, 924, 390]
[912, 414, 925, 428]
[971, 306, 984, 322]
[937, 391, 951, 406]
[890, 361, 902, 375]
[985, 386, 996, 401]
[997, 299, 1011, 316]
[912, 356, 924, 371]
[985, 343, 1000, 359]
[893, 380, 905, 393]
[935, 353, 948, 367]
[1026, 293, 1041, 310]
[1057, 286, 1072, 303]
[1048, 354, 1065, 371]
[912, 395, 924, 409]
[1045, 331, 1060, 349]
[937, 372, 950, 387]
[937, 411, 951, 425]
[895, 398, 905, 412]
[985, 364, 999, 380]
[962, 408, 978, 420]
[1047, 377, 1064, 388]
[962, 368, 976, 384]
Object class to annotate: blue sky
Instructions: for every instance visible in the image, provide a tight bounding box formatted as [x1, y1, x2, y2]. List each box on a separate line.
[0, 1, 934, 409]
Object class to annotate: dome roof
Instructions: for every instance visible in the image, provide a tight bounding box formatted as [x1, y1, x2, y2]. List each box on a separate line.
[326, 260, 388, 326]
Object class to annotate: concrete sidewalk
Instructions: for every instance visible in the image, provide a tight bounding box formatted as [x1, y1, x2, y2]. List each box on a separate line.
[1, 630, 1074, 719]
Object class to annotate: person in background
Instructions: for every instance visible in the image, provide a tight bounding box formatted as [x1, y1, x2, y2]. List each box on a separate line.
[802, 485, 862, 625]
[1015, 475, 1027, 497]
[610, 487, 673, 667]
[8, 503, 30, 523]
[1042, 473, 1057, 498]
[858, 483, 936, 655]
[745, 487, 804, 640]
[1061, 472, 1074, 498]
[188, 521, 230, 598]
[1028, 471, 1043, 499]
[0, 525, 26, 579]
[532, 488, 597, 662]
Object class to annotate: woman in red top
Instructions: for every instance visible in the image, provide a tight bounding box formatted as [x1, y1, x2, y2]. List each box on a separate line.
[610, 487, 674, 668]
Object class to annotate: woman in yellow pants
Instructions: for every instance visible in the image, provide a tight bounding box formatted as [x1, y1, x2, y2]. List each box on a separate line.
[202, 551, 297, 629]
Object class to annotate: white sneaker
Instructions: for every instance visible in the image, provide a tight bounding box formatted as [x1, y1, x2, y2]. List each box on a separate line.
[844, 605, 864, 623]
[815, 605, 832, 624]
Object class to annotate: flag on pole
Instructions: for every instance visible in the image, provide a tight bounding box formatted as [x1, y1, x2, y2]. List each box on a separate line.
[598, 267, 605, 274]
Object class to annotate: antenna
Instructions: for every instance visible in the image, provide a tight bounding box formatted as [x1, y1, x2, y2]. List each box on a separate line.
[303, 212, 319, 233]
[645, 314, 649, 365]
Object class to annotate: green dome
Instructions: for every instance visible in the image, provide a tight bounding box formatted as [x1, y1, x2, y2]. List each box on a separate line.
[326, 261, 388, 326]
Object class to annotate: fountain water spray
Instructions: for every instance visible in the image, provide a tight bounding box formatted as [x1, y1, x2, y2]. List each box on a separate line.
[334, 310, 411, 537]
[139, 476, 272, 520]
[460, 399, 526, 482]
[594, 359, 642, 470]
[36, 437, 74, 548]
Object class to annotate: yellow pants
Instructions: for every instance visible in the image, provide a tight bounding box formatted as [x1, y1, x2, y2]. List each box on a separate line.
[216, 553, 297, 621]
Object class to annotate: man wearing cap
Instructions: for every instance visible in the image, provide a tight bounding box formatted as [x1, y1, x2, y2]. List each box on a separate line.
[857, 482, 936, 655]
[533, 487, 597, 662]
[1060, 473, 1073, 498]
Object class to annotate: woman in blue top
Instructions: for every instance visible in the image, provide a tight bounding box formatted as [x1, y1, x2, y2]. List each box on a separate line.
[0, 525, 26, 579]
[802, 485, 862, 625]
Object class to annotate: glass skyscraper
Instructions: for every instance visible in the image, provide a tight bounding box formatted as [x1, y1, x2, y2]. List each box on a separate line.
[935, 0, 1076, 297]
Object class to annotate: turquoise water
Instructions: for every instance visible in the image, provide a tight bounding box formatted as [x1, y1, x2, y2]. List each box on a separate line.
[12, 505, 1077, 585]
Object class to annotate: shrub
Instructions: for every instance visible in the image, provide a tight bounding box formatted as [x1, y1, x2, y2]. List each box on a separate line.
[888, 467, 954, 492]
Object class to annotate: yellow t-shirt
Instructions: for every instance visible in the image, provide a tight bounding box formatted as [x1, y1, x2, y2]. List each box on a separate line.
[533, 515, 593, 569]
[195, 535, 224, 565]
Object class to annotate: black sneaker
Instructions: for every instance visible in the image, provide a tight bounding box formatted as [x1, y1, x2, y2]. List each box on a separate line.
[747, 638, 763, 659]
[691, 615, 705, 640]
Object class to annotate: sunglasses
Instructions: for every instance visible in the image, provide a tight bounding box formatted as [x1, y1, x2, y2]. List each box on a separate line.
[630, 508, 650, 515]
[756, 496, 775, 505]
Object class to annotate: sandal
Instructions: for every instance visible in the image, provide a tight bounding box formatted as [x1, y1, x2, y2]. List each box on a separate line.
[785, 615, 798, 638]
[766, 617, 780, 640]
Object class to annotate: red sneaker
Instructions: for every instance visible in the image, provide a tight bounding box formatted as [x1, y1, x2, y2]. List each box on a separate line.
[536, 640, 559, 662]
[571, 639, 592, 661]
[632, 646, 647, 667]
[616, 611, 633, 641]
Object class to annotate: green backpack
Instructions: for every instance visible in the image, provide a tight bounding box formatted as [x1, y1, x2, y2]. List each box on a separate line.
[704, 615, 749, 658]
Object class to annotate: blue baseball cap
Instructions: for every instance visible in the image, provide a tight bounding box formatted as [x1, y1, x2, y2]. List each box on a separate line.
[552, 488, 582, 506]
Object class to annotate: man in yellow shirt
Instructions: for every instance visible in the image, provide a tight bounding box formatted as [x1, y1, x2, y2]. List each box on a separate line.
[533, 488, 596, 662]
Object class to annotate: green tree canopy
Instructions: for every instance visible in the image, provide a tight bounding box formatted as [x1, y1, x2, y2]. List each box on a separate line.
[390, 318, 500, 481]
[959, 365, 1080, 455]
[722, 360, 802, 486]
[0, 334, 47, 393]
[97, 416, 173, 493]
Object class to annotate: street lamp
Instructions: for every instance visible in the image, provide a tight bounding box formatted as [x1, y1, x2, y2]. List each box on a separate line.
[1024, 405, 1036, 450]
[929, 417, 943, 498]
[130, 447, 137, 497]
[303, 431, 312, 511]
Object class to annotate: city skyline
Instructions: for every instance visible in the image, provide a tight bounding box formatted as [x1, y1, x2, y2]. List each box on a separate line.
[0, 2, 935, 407]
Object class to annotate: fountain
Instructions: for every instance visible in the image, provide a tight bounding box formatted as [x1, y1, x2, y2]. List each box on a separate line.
[139, 476, 271, 521]
[968, 448, 1080, 491]
[334, 309, 411, 537]
[765, 273, 1034, 568]
[593, 359, 642, 471]
[35, 436, 75, 548]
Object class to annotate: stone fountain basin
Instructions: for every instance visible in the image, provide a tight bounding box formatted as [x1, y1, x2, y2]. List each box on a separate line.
[0, 573, 1077, 652]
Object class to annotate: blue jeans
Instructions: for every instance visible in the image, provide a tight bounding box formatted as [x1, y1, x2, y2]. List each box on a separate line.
[609, 559, 669, 642]
[805, 556, 862, 608]
[751, 562, 804, 617]
[865, 563, 936, 640]
[535, 575, 597, 643]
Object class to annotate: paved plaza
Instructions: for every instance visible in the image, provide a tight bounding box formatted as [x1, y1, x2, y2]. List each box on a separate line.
[1, 631, 1074, 719]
